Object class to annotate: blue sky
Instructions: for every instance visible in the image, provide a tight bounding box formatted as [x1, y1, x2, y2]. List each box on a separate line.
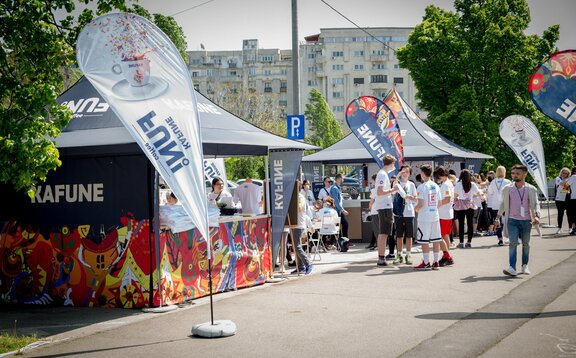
[133, 0, 575, 51]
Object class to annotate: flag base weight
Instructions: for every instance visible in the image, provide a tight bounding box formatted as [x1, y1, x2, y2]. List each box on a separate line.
[192, 320, 237, 338]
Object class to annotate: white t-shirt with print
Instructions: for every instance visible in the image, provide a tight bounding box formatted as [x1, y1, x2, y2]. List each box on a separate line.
[233, 182, 261, 214]
[373, 168, 393, 210]
[555, 177, 570, 201]
[487, 178, 511, 209]
[438, 180, 454, 220]
[417, 180, 442, 222]
[454, 181, 480, 205]
[397, 180, 417, 217]
[564, 175, 576, 200]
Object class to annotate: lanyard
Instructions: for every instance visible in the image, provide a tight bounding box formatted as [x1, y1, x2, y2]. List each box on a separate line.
[515, 186, 526, 204]
[495, 179, 504, 191]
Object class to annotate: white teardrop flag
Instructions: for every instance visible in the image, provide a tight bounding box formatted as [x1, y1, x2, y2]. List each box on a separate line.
[76, 13, 210, 251]
[499, 115, 548, 199]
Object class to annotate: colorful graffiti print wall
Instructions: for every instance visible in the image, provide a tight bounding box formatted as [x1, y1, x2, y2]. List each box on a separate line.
[0, 149, 272, 308]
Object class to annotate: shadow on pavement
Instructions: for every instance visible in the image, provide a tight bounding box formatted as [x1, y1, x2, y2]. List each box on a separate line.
[0, 305, 144, 337]
[415, 310, 576, 321]
[460, 275, 522, 283]
[22, 338, 190, 358]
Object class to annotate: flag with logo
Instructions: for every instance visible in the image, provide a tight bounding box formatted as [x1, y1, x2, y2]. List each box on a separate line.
[270, 149, 303, 265]
[76, 14, 210, 250]
[345, 96, 404, 170]
[499, 115, 548, 199]
[529, 50, 576, 135]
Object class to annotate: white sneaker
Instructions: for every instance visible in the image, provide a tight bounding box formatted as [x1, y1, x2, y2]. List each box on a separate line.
[503, 239, 510, 246]
[503, 266, 518, 276]
[521, 264, 531, 275]
[555, 228, 562, 235]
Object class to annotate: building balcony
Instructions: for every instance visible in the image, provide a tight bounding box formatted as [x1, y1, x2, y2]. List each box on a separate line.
[369, 82, 388, 90]
[370, 55, 388, 62]
[264, 87, 273, 93]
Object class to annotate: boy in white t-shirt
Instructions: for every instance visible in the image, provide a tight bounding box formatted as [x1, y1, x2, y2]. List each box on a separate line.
[374, 154, 399, 267]
[434, 166, 455, 267]
[414, 164, 443, 270]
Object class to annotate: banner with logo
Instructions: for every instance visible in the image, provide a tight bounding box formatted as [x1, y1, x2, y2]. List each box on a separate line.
[76, 14, 210, 251]
[204, 158, 227, 188]
[499, 115, 548, 199]
[270, 149, 303, 265]
[345, 96, 404, 171]
[529, 50, 576, 135]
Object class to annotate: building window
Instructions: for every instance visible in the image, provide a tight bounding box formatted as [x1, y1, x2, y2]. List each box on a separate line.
[354, 91, 362, 97]
[374, 64, 386, 70]
[331, 51, 344, 57]
[191, 59, 200, 65]
[248, 67, 256, 76]
[264, 69, 272, 76]
[307, 80, 317, 86]
[332, 64, 344, 71]
[332, 78, 344, 85]
[371, 75, 387, 83]
[354, 64, 364, 70]
[191, 71, 200, 78]
[332, 91, 343, 98]
[262, 55, 273, 62]
[332, 106, 345, 112]
[394, 63, 401, 69]
[207, 69, 214, 77]
[230, 71, 237, 76]
[372, 50, 385, 55]
[393, 77, 404, 84]
[280, 81, 287, 92]
[308, 53, 316, 59]
[280, 69, 288, 75]
[353, 77, 364, 85]
[354, 50, 364, 57]
[308, 66, 317, 73]
[264, 83, 273, 93]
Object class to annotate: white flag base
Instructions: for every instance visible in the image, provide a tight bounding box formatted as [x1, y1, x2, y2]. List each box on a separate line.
[192, 320, 237, 338]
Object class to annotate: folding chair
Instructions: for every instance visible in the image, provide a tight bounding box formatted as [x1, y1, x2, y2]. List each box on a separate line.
[313, 215, 341, 259]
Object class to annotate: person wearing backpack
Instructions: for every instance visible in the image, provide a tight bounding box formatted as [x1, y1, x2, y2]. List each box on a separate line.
[318, 176, 333, 203]
[392, 165, 417, 265]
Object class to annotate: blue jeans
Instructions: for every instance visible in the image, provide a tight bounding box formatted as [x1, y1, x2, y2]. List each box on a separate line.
[507, 218, 532, 269]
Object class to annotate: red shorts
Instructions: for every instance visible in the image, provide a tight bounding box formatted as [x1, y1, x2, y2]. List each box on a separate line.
[440, 219, 453, 237]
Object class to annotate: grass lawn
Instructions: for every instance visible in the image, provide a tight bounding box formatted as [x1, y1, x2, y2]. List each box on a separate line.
[0, 332, 38, 354]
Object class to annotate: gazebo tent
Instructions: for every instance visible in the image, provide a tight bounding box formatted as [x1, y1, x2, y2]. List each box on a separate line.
[0, 78, 316, 308]
[303, 89, 492, 170]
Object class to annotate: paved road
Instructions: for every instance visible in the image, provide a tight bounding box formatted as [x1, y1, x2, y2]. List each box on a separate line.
[2, 210, 575, 358]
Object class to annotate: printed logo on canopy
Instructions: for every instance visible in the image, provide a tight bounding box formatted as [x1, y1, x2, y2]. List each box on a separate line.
[345, 96, 404, 170]
[529, 50, 576, 135]
[499, 115, 548, 199]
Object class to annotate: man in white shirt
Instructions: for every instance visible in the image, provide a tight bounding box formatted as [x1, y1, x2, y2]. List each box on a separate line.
[414, 164, 443, 270]
[487, 166, 511, 245]
[434, 166, 455, 267]
[233, 178, 261, 215]
[317, 176, 333, 202]
[374, 154, 398, 267]
[392, 165, 417, 265]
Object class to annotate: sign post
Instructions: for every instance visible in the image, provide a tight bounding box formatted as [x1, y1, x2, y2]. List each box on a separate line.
[287, 114, 305, 140]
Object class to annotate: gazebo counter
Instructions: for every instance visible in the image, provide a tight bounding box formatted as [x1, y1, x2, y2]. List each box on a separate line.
[156, 215, 272, 307]
[342, 199, 370, 241]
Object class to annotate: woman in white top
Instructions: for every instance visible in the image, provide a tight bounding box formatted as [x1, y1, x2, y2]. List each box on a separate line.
[207, 177, 233, 210]
[317, 176, 333, 202]
[555, 167, 571, 234]
[487, 166, 511, 245]
[453, 169, 480, 248]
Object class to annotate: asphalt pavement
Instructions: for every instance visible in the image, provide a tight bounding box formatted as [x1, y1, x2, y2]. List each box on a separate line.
[1, 207, 575, 358]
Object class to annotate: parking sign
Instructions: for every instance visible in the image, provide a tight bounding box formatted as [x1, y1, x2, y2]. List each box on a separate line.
[287, 114, 305, 140]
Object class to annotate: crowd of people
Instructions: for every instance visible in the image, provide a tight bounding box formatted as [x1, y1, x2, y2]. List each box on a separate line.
[291, 156, 550, 276]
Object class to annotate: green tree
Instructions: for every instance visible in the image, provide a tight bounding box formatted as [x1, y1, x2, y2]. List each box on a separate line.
[0, 1, 188, 194]
[207, 84, 288, 180]
[304, 88, 344, 149]
[397, 0, 575, 177]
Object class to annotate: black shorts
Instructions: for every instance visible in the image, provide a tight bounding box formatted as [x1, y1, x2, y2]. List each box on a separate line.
[395, 216, 415, 239]
[377, 209, 394, 235]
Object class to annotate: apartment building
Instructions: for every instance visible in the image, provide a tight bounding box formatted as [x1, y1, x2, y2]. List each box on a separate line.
[187, 27, 419, 129]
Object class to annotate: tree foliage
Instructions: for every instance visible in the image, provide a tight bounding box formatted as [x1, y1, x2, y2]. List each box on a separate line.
[0, 1, 188, 193]
[206, 84, 288, 180]
[304, 88, 344, 149]
[397, 0, 574, 177]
